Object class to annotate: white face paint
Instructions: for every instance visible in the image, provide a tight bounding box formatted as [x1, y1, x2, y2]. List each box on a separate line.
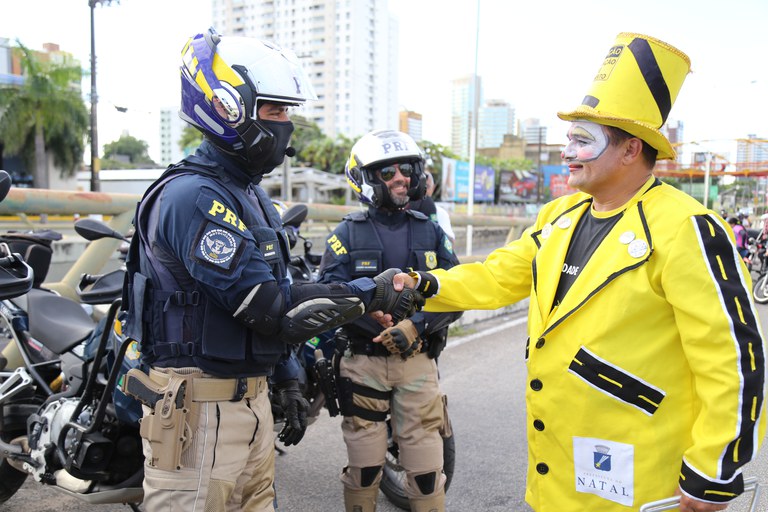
[563, 121, 609, 163]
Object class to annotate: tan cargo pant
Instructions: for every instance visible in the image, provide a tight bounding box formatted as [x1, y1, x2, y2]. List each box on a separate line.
[140, 369, 275, 512]
[339, 351, 446, 499]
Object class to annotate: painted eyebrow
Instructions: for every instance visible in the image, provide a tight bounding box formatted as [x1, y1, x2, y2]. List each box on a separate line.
[570, 126, 597, 141]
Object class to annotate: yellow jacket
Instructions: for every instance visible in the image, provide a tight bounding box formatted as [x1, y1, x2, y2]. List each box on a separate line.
[426, 179, 766, 511]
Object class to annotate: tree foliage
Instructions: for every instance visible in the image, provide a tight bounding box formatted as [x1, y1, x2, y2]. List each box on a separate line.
[102, 133, 158, 169]
[0, 41, 89, 188]
[299, 127, 354, 174]
[179, 124, 202, 153]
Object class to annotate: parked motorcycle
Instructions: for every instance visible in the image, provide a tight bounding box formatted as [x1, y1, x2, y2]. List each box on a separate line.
[0, 206, 141, 509]
[274, 203, 456, 511]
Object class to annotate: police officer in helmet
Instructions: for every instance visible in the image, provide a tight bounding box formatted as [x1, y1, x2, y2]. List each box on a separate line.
[122, 30, 421, 512]
[318, 130, 461, 512]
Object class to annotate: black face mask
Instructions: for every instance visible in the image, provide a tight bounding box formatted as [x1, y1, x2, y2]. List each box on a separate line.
[260, 120, 295, 174]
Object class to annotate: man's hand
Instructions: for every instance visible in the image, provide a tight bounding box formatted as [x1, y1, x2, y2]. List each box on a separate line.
[369, 310, 394, 328]
[367, 269, 425, 322]
[676, 488, 729, 512]
[274, 379, 309, 446]
[373, 319, 421, 359]
[393, 272, 416, 291]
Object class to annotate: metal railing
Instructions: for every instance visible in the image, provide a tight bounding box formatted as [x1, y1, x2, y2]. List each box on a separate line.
[0, 187, 534, 296]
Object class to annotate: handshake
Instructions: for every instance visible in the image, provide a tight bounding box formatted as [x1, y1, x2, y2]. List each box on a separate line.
[367, 268, 423, 325]
[368, 269, 437, 358]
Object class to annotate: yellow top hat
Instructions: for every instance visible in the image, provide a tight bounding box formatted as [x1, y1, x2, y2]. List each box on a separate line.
[557, 32, 691, 160]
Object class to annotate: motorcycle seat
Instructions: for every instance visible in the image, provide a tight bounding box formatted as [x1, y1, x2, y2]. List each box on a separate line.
[26, 288, 97, 355]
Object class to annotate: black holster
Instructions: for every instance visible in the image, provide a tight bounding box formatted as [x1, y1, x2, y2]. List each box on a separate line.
[426, 327, 448, 359]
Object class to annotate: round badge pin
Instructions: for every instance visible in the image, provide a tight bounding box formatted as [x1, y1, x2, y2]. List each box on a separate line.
[557, 217, 572, 229]
[541, 223, 553, 239]
[628, 239, 648, 258]
[619, 231, 635, 245]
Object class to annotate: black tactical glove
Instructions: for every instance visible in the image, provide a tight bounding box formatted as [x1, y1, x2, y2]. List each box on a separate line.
[368, 269, 425, 323]
[274, 379, 309, 446]
[379, 319, 422, 359]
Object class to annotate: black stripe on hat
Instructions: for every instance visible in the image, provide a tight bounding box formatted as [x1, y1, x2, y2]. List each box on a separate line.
[628, 37, 672, 124]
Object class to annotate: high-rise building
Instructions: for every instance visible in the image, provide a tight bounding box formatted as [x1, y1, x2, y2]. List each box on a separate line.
[211, 0, 399, 139]
[737, 135, 768, 165]
[159, 108, 189, 166]
[398, 110, 422, 142]
[450, 74, 482, 158]
[478, 99, 515, 149]
[521, 118, 547, 146]
[662, 119, 684, 163]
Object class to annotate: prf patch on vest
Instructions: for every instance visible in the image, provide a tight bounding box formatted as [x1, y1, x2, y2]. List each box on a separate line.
[354, 258, 379, 274]
[327, 234, 348, 256]
[205, 197, 248, 232]
[195, 221, 242, 270]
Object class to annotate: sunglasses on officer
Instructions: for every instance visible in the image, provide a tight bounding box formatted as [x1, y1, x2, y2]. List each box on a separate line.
[374, 162, 415, 182]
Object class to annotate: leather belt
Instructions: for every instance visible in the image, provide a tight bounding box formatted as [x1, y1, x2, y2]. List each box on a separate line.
[149, 368, 267, 402]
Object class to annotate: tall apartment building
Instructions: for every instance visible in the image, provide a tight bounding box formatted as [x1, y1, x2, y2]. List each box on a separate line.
[159, 108, 189, 166]
[478, 99, 515, 149]
[450, 74, 483, 158]
[661, 119, 684, 164]
[398, 110, 422, 142]
[521, 118, 547, 146]
[737, 135, 768, 165]
[211, 0, 399, 139]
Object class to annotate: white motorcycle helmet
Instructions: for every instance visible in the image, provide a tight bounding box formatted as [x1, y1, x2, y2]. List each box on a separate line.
[179, 28, 316, 174]
[345, 130, 426, 208]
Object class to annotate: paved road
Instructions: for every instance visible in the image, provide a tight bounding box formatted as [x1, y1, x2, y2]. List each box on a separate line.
[2, 307, 767, 511]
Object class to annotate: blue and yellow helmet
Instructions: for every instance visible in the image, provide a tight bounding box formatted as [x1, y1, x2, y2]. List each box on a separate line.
[179, 28, 316, 168]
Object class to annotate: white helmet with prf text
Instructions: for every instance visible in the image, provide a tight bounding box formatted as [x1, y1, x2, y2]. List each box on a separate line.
[345, 130, 426, 208]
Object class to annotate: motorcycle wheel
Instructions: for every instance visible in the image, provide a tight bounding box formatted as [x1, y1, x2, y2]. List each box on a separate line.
[380, 429, 456, 511]
[754, 274, 768, 304]
[0, 430, 28, 503]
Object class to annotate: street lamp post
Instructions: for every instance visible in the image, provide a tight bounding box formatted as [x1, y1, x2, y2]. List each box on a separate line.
[88, 0, 114, 192]
[703, 152, 712, 209]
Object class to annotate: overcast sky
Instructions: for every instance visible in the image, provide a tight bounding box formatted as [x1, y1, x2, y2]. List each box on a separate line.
[2, 0, 767, 163]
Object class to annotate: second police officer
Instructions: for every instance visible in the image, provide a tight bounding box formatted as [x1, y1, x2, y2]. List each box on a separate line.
[122, 30, 420, 512]
[318, 130, 462, 512]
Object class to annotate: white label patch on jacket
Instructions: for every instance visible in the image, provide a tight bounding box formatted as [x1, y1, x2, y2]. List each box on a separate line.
[573, 436, 634, 506]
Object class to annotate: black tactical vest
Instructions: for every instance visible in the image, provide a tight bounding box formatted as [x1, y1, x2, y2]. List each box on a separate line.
[123, 156, 291, 377]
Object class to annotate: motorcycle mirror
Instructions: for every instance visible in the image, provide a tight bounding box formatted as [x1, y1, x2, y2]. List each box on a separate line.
[74, 218, 128, 242]
[0, 171, 12, 203]
[281, 204, 309, 229]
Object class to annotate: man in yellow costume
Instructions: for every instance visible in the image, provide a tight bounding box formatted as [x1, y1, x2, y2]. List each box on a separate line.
[386, 33, 767, 511]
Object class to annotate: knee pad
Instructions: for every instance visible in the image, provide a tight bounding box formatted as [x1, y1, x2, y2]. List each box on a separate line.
[409, 470, 442, 496]
[342, 465, 383, 488]
[360, 465, 383, 487]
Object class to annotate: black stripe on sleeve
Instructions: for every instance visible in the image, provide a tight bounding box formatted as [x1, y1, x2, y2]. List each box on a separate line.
[693, 215, 765, 478]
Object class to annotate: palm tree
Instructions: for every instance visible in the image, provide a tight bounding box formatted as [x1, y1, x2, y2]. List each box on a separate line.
[0, 41, 89, 188]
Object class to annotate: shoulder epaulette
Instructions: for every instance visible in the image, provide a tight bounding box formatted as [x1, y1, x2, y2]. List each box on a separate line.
[344, 210, 369, 222]
[405, 209, 429, 221]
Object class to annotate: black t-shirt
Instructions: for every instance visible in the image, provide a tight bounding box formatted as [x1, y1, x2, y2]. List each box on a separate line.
[552, 208, 622, 309]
